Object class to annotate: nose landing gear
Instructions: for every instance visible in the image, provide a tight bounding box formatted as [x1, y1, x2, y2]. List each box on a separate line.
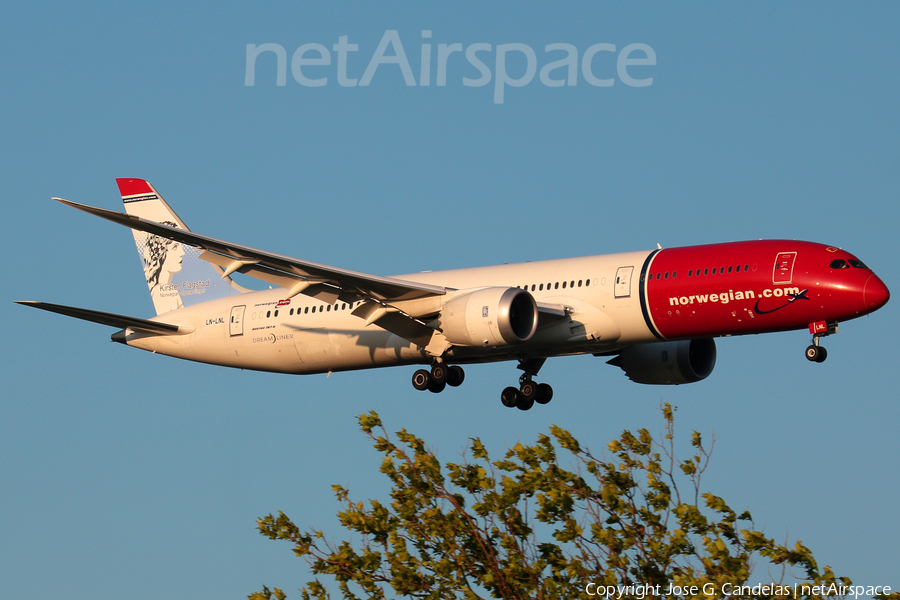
[805, 321, 838, 363]
[805, 342, 827, 363]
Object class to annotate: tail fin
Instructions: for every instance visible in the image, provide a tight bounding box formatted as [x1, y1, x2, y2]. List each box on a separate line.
[117, 178, 247, 315]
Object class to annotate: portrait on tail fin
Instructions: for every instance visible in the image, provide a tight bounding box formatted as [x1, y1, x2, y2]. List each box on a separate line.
[138, 221, 185, 313]
[117, 178, 246, 315]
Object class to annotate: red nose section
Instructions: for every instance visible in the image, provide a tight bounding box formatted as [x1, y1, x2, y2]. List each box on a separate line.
[864, 275, 890, 311]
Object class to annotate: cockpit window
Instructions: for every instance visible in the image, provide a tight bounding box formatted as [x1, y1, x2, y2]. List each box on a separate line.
[848, 259, 869, 269]
[830, 259, 849, 269]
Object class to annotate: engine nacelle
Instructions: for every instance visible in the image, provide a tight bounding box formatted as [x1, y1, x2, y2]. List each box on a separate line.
[607, 338, 716, 385]
[440, 287, 538, 347]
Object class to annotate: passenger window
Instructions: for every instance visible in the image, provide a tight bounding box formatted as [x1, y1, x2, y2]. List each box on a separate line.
[745, 264, 750, 271]
[672, 271, 676, 278]
[704, 268, 709, 275]
[830, 259, 849, 269]
[539, 283, 544, 291]
[274, 310, 279, 317]
[531, 284, 536, 291]
[728, 266, 733, 273]
[711, 268, 716, 275]
[570, 281, 575, 288]
[688, 269, 693, 277]
[562, 281, 567, 289]
[266, 311, 271, 318]
[555, 282, 559, 289]
[327, 305, 331, 312]
[577, 280, 582, 287]
[664, 272, 668, 279]
[585, 279, 590, 287]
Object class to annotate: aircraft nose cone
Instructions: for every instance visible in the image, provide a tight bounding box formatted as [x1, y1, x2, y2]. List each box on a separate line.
[864, 274, 890, 311]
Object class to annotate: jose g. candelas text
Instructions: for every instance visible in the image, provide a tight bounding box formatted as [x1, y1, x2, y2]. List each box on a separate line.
[245, 30, 656, 104]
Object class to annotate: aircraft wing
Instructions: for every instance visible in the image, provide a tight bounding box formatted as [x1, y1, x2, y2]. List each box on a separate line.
[54, 198, 447, 304]
[15, 301, 191, 335]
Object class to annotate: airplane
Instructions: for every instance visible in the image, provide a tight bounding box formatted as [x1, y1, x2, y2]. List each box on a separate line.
[17, 179, 890, 410]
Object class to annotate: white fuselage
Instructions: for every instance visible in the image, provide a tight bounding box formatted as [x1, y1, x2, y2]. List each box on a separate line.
[124, 250, 658, 374]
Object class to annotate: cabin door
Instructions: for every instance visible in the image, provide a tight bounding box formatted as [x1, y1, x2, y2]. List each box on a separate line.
[230, 305, 246, 336]
[615, 266, 634, 298]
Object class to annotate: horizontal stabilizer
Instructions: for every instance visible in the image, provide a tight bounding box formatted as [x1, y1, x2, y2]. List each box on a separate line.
[15, 301, 191, 335]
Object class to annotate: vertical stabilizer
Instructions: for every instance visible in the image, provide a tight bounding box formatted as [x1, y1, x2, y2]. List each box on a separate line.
[117, 178, 244, 315]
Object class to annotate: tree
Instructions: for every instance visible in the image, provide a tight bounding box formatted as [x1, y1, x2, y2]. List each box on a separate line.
[252, 405, 851, 599]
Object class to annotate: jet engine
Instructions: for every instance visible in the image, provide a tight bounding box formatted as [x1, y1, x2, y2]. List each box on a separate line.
[439, 287, 538, 347]
[607, 338, 716, 385]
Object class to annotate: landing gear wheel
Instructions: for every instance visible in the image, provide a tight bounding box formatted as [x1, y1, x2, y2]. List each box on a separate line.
[431, 364, 449, 385]
[806, 345, 827, 363]
[447, 365, 465, 387]
[428, 379, 446, 393]
[519, 381, 537, 402]
[516, 395, 535, 411]
[501, 386, 520, 408]
[535, 383, 553, 405]
[412, 369, 431, 391]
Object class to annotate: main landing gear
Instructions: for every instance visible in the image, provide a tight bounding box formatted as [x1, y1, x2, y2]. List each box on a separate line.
[500, 358, 553, 411]
[805, 321, 838, 363]
[410, 357, 554, 412]
[411, 363, 466, 394]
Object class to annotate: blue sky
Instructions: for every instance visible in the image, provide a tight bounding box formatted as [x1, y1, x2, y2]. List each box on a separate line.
[2, 2, 898, 598]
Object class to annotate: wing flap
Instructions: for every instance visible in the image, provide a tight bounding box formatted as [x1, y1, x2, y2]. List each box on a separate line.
[536, 302, 569, 319]
[15, 301, 191, 335]
[198, 250, 356, 304]
[351, 301, 437, 348]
